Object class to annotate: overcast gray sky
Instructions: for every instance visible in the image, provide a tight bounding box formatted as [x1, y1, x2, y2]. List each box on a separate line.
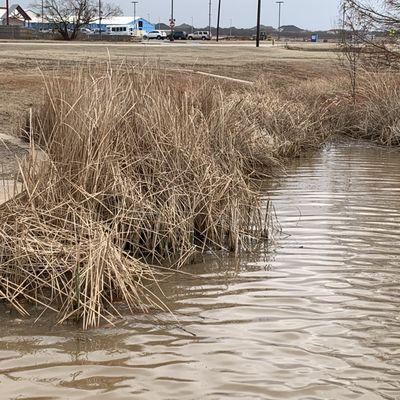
[120, 0, 341, 30]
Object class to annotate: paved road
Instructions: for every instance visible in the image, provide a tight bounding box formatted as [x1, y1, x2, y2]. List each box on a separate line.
[0, 39, 279, 48]
[0, 133, 27, 180]
[0, 132, 28, 204]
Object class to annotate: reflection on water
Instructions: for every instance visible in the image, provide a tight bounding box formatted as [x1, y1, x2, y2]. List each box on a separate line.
[1, 142, 400, 399]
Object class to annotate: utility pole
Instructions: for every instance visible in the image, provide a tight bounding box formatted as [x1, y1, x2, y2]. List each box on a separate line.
[256, 0, 261, 47]
[208, 0, 212, 38]
[5, 0, 9, 26]
[216, 0, 221, 42]
[170, 0, 175, 41]
[98, 0, 102, 40]
[276, 1, 283, 40]
[40, 0, 43, 30]
[132, 1, 138, 36]
[342, 3, 346, 43]
[230, 18, 232, 38]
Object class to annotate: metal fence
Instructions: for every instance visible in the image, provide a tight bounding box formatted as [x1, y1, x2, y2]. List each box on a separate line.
[0, 26, 38, 39]
[0, 26, 142, 41]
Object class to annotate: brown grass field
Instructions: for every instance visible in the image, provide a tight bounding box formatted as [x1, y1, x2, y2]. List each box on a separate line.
[0, 41, 338, 182]
[0, 41, 337, 135]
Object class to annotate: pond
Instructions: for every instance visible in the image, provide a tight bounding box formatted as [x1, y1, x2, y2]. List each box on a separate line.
[1, 142, 400, 399]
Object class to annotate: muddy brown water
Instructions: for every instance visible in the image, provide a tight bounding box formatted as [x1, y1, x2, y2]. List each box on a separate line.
[1, 142, 400, 400]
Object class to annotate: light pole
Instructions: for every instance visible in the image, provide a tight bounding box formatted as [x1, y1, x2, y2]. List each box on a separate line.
[132, 1, 138, 36]
[276, 1, 283, 40]
[256, 0, 261, 48]
[230, 18, 232, 38]
[208, 0, 212, 38]
[98, 0, 102, 40]
[216, 0, 221, 42]
[40, 0, 43, 30]
[170, 0, 175, 41]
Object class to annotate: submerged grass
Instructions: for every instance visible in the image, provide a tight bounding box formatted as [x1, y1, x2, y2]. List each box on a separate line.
[0, 62, 399, 328]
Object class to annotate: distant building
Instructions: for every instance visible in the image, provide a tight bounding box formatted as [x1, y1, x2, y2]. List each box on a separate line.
[0, 4, 31, 26]
[25, 10, 42, 28]
[89, 17, 154, 36]
[25, 14, 154, 36]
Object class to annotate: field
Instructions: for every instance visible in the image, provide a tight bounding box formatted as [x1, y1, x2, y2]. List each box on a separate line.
[0, 41, 336, 132]
[0, 41, 337, 180]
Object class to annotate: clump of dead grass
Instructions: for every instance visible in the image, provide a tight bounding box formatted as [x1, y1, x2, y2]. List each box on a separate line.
[0, 64, 281, 328]
[354, 72, 400, 145]
[258, 70, 400, 146]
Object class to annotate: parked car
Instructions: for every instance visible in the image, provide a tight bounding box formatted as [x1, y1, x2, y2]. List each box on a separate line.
[80, 27, 94, 35]
[188, 31, 211, 40]
[143, 30, 167, 40]
[92, 28, 107, 34]
[38, 28, 53, 34]
[167, 31, 188, 40]
[251, 31, 267, 40]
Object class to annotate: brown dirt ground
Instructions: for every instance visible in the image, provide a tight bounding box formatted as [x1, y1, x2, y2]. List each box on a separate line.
[0, 41, 338, 180]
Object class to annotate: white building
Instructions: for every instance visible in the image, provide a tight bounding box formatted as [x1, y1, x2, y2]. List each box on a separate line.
[0, 4, 31, 26]
[89, 16, 154, 36]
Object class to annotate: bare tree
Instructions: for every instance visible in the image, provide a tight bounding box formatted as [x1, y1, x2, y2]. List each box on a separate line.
[341, 0, 400, 68]
[339, 3, 366, 104]
[34, 0, 121, 40]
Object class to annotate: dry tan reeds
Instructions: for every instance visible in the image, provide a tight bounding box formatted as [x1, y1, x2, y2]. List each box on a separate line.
[354, 72, 400, 145]
[261, 70, 400, 145]
[0, 64, 282, 328]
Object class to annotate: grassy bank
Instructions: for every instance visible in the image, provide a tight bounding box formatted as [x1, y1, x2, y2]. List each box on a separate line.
[353, 73, 400, 145]
[0, 63, 399, 328]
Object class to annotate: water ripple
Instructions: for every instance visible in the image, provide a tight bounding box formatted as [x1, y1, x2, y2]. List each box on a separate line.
[1, 143, 400, 399]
